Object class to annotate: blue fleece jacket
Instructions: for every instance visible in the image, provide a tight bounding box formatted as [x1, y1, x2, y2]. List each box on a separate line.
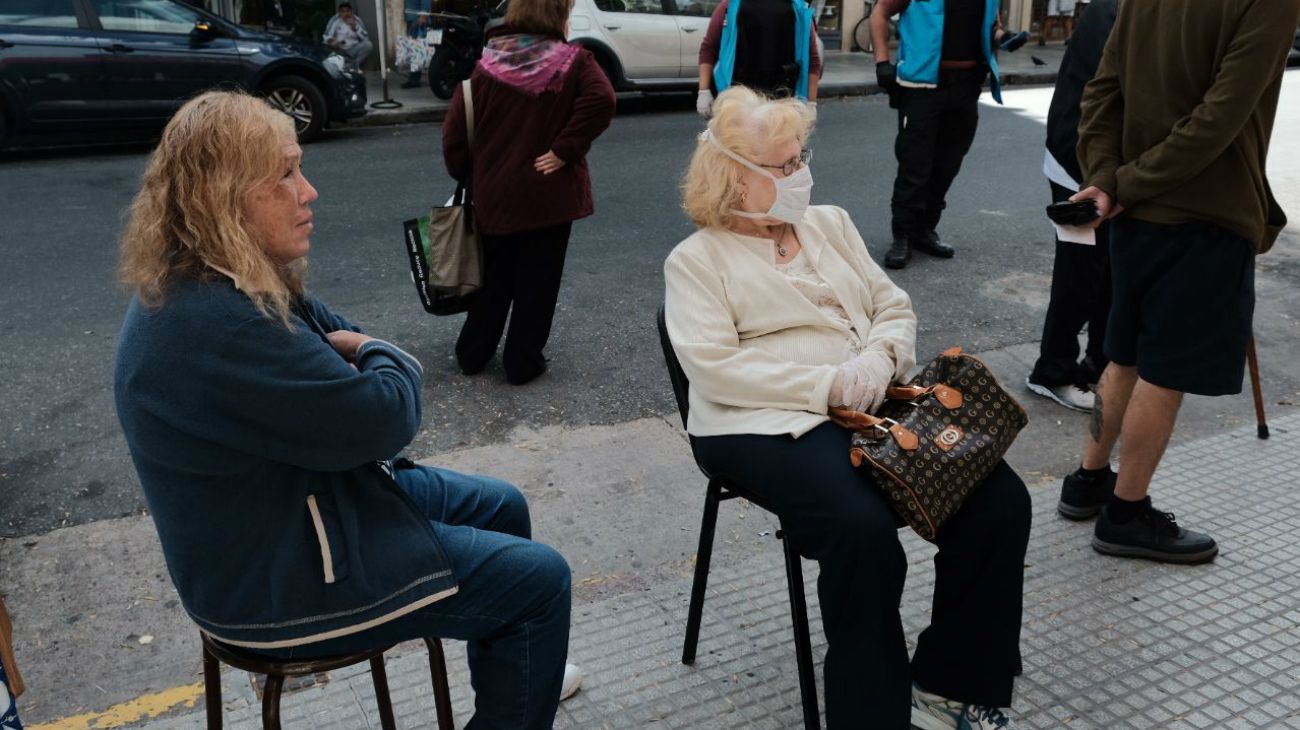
[114, 277, 457, 649]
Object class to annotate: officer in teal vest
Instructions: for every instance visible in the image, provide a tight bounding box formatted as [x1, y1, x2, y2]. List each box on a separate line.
[869, 0, 1028, 269]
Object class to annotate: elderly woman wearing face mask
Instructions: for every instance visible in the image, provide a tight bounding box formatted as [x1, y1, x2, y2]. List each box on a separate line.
[663, 87, 1030, 730]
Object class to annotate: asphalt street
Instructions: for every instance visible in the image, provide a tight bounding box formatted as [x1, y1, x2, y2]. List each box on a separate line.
[2, 81, 1299, 540]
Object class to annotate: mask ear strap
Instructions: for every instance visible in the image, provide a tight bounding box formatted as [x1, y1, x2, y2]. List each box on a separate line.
[701, 129, 771, 179]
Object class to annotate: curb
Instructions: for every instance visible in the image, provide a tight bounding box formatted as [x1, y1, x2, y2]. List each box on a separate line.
[351, 105, 445, 128]
[350, 71, 1059, 129]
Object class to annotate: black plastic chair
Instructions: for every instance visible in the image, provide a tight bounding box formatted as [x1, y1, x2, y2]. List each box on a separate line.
[201, 632, 455, 729]
[656, 305, 820, 730]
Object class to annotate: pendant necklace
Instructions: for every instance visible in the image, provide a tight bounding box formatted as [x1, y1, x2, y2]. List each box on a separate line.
[775, 223, 790, 258]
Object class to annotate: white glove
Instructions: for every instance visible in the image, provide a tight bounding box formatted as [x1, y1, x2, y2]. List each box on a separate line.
[828, 351, 896, 414]
[696, 89, 714, 118]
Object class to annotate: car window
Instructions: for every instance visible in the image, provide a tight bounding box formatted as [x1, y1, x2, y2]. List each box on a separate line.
[0, 0, 79, 28]
[594, 0, 667, 14]
[671, 0, 721, 17]
[89, 0, 202, 34]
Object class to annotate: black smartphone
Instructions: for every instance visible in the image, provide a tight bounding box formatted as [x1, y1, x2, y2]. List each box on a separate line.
[1046, 200, 1100, 226]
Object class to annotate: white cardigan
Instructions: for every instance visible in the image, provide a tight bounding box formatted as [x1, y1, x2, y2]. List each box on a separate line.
[664, 205, 918, 438]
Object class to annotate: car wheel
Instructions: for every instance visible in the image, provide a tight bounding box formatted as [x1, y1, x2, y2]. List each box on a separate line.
[262, 75, 327, 143]
[428, 48, 461, 100]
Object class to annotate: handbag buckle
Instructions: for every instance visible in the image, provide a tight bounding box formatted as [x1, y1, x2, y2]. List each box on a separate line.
[876, 418, 920, 451]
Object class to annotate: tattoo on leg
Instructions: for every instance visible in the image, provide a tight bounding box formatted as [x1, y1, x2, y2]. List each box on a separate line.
[1089, 381, 1104, 442]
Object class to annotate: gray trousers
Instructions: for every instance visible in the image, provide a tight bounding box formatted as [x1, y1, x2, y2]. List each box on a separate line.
[341, 39, 374, 67]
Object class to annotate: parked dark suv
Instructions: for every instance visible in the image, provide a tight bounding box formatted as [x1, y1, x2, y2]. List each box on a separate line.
[0, 0, 367, 148]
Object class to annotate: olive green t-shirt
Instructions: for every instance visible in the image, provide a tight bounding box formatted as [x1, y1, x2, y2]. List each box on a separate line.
[1077, 0, 1300, 253]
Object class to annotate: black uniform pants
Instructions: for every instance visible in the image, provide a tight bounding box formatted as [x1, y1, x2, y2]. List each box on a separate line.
[889, 72, 984, 241]
[692, 422, 1030, 728]
[455, 221, 571, 384]
[1030, 182, 1112, 386]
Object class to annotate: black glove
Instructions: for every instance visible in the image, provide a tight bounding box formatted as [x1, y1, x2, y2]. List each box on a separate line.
[875, 61, 897, 90]
[876, 61, 902, 108]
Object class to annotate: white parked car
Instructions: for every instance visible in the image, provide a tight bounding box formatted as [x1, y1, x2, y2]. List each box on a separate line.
[485, 0, 822, 93]
[566, 0, 718, 90]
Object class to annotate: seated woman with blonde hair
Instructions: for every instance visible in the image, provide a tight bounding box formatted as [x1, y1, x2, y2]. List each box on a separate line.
[114, 91, 580, 730]
[663, 86, 1030, 729]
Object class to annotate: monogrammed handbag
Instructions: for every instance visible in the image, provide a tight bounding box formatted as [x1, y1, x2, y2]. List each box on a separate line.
[830, 347, 1029, 541]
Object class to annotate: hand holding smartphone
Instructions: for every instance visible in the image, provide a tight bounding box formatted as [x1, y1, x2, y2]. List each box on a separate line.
[1045, 200, 1100, 226]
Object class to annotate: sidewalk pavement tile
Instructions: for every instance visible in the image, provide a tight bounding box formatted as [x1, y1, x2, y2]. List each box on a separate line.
[148, 412, 1300, 728]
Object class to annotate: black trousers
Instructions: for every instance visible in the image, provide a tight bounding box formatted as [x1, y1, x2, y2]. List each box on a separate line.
[889, 72, 983, 241]
[1029, 181, 1112, 386]
[692, 422, 1030, 729]
[455, 221, 571, 384]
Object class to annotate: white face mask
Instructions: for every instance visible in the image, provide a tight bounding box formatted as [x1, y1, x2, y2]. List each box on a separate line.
[704, 130, 813, 225]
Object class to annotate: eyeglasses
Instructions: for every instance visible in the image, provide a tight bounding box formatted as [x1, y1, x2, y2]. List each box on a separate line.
[757, 148, 812, 177]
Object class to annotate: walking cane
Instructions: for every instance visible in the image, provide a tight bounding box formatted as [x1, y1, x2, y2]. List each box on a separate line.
[1247, 336, 1268, 439]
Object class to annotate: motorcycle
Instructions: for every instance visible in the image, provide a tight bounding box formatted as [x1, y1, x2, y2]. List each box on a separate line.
[425, 11, 490, 100]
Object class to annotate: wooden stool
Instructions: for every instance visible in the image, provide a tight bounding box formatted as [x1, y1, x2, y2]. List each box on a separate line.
[201, 633, 454, 729]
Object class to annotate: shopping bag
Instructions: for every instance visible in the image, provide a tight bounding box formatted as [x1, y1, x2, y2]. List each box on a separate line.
[402, 189, 481, 315]
[401, 77, 481, 316]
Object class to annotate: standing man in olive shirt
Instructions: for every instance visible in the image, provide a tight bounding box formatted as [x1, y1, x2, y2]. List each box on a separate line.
[1064, 0, 1299, 563]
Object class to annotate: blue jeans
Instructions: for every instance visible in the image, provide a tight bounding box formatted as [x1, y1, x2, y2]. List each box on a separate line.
[267, 465, 571, 730]
[0, 660, 22, 729]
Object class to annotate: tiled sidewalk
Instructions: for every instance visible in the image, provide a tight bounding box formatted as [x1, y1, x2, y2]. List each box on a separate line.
[151, 413, 1300, 729]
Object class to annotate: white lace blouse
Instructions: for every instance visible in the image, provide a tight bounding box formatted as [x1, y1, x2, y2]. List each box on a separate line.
[774, 249, 867, 358]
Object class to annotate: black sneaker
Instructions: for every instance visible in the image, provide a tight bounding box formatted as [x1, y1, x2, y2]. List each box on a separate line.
[1092, 502, 1218, 564]
[884, 237, 911, 269]
[910, 230, 955, 258]
[1058, 467, 1116, 520]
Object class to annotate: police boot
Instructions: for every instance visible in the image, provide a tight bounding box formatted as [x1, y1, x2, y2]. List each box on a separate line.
[884, 237, 911, 269]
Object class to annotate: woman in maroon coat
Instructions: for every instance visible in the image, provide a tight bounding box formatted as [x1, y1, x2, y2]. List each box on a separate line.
[442, 0, 615, 385]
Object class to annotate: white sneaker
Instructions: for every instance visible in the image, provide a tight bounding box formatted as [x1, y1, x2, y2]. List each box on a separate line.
[1025, 376, 1095, 412]
[911, 685, 1017, 729]
[559, 663, 583, 701]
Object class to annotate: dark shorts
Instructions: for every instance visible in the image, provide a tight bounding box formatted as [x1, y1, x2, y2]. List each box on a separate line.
[1104, 217, 1255, 396]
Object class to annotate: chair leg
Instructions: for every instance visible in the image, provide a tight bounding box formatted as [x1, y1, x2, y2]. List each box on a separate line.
[370, 655, 397, 730]
[202, 642, 223, 730]
[682, 478, 724, 665]
[780, 530, 820, 730]
[261, 674, 285, 730]
[424, 638, 455, 729]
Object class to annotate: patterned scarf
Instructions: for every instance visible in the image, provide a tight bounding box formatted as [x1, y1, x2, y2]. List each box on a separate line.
[479, 33, 581, 96]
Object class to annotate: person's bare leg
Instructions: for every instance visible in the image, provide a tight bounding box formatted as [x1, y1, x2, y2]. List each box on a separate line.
[1092, 375, 1215, 563]
[1080, 363, 1138, 470]
[1111, 378, 1183, 501]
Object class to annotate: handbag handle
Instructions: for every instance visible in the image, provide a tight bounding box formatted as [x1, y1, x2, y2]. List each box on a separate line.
[828, 407, 920, 452]
[463, 77, 475, 148]
[885, 383, 963, 410]
[455, 77, 476, 221]
[881, 346, 966, 407]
